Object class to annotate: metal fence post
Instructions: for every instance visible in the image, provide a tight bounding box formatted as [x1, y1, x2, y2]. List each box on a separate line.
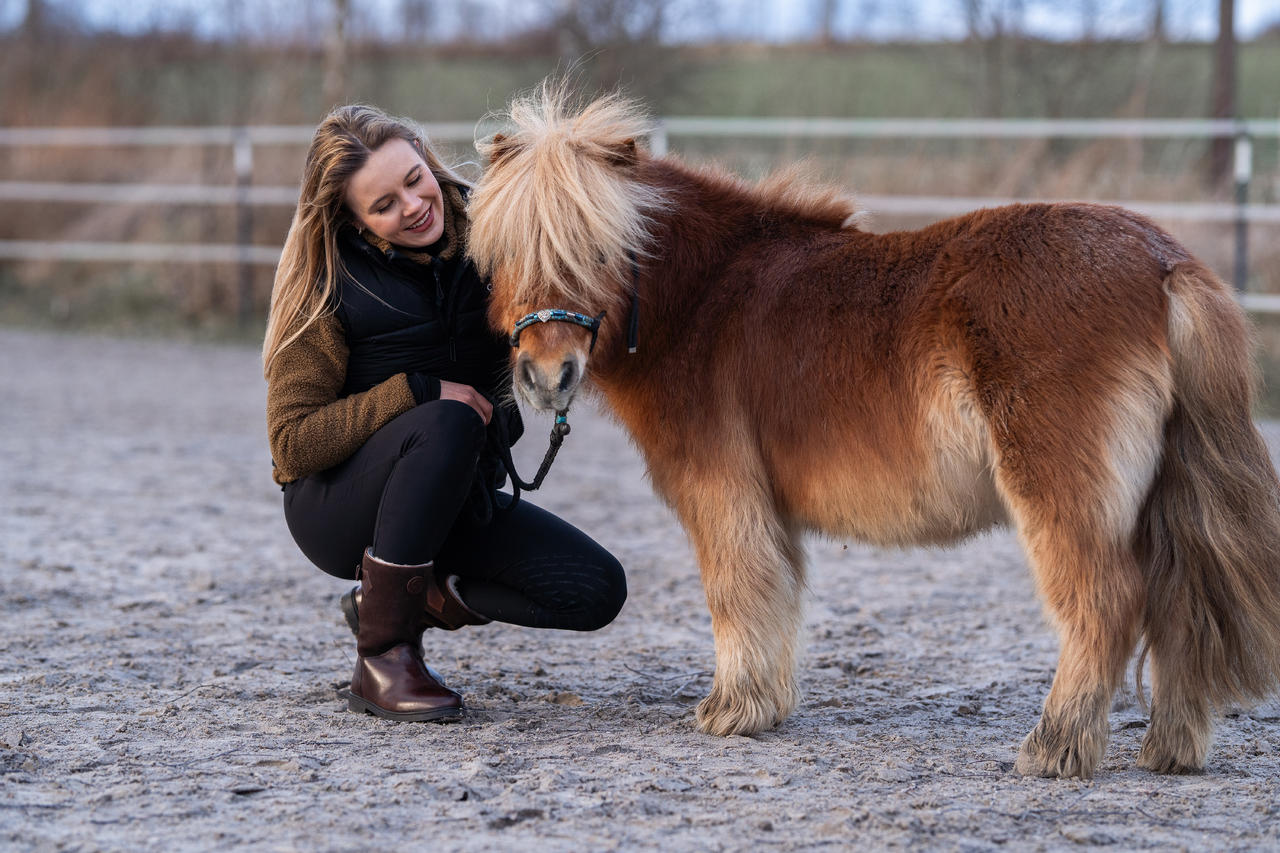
[1233, 129, 1252, 292]
[649, 120, 668, 158]
[233, 129, 255, 327]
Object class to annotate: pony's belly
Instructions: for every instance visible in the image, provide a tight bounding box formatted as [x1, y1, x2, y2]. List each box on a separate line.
[782, 407, 1006, 547]
[789, 461, 1005, 547]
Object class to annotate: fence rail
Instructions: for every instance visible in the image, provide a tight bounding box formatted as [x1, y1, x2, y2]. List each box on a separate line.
[0, 239, 282, 265]
[0, 181, 301, 206]
[5, 118, 1280, 147]
[0, 123, 477, 146]
[2, 118, 1278, 315]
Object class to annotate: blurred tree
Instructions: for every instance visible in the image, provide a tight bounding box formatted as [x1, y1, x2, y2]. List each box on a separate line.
[553, 0, 667, 58]
[962, 0, 1026, 116]
[401, 0, 434, 43]
[1150, 0, 1165, 43]
[226, 0, 251, 121]
[548, 0, 697, 104]
[456, 0, 488, 39]
[21, 0, 47, 38]
[1208, 0, 1235, 188]
[815, 0, 841, 45]
[1125, 0, 1166, 117]
[324, 0, 350, 107]
[16, 0, 77, 41]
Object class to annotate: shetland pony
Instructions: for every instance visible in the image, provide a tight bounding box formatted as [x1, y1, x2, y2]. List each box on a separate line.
[466, 86, 1280, 778]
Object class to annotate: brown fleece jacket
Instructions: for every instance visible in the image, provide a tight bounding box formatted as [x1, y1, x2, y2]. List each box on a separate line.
[266, 182, 468, 486]
[266, 311, 417, 486]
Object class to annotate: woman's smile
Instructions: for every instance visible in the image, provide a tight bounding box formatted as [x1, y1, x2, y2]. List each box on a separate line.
[405, 206, 434, 234]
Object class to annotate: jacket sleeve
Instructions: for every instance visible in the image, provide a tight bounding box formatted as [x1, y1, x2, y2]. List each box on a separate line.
[266, 311, 417, 484]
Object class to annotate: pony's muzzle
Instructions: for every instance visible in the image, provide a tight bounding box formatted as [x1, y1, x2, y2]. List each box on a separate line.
[515, 351, 581, 411]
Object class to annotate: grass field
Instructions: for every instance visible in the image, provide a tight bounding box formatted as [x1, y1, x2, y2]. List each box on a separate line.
[5, 36, 1280, 123]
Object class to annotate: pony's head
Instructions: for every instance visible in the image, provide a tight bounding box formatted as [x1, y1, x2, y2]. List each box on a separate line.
[468, 83, 668, 412]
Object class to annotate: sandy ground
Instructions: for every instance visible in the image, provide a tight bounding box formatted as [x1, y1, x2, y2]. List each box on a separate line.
[1, 326, 1279, 852]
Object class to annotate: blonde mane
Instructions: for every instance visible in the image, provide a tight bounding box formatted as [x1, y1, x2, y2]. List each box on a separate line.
[468, 84, 669, 306]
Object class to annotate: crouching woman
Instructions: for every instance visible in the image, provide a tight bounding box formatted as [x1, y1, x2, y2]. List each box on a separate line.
[261, 104, 626, 722]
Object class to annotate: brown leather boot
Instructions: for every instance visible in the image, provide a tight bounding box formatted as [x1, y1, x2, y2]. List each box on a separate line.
[340, 562, 491, 635]
[337, 549, 464, 722]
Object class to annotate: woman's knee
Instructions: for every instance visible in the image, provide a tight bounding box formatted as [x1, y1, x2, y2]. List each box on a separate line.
[395, 399, 487, 458]
[570, 552, 628, 631]
[598, 553, 628, 626]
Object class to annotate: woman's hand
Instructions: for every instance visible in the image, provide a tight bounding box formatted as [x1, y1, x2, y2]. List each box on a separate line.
[439, 380, 493, 424]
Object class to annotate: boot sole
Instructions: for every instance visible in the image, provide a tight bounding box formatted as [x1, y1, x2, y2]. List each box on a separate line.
[337, 688, 463, 723]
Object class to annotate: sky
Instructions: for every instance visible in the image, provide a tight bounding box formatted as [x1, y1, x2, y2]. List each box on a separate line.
[713, 0, 1280, 42]
[4, 0, 1280, 43]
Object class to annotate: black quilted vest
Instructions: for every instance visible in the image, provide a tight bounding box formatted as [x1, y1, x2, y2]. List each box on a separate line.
[333, 226, 523, 460]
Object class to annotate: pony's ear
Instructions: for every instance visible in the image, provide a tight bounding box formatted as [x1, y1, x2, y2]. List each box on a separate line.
[484, 133, 517, 166]
[604, 137, 638, 168]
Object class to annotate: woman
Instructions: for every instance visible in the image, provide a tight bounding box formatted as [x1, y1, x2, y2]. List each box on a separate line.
[262, 104, 626, 723]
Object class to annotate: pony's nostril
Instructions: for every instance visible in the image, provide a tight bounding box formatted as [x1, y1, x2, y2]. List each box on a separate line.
[558, 360, 578, 393]
[519, 359, 537, 390]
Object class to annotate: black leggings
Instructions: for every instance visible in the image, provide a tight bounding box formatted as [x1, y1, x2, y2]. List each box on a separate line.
[283, 400, 626, 631]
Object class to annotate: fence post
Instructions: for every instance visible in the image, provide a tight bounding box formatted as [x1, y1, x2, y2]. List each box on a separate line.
[234, 128, 255, 327]
[1233, 129, 1252, 292]
[649, 120, 668, 158]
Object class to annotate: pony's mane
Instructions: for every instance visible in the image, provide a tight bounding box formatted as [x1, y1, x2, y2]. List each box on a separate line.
[469, 85, 862, 307]
[749, 163, 863, 229]
[468, 84, 669, 306]
[669, 158, 863, 231]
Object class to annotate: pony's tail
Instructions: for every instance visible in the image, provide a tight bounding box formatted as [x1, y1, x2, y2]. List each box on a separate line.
[1136, 262, 1280, 726]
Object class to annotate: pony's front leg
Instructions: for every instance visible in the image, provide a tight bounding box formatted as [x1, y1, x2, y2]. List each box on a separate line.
[677, 482, 806, 736]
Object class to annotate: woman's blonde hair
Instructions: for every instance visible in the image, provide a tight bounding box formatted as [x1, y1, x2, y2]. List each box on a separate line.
[262, 104, 472, 376]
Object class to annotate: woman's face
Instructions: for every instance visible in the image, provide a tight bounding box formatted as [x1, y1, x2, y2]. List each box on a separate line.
[344, 137, 445, 248]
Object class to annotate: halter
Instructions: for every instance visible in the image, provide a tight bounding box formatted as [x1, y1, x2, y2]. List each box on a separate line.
[498, 252, 641, 503]
[508, 251, 642, 354]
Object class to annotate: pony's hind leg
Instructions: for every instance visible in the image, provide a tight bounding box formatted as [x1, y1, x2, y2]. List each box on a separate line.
[1012, 526, 1145, 778]
[1136, 641, 1212, 773]
[672, 468, 804, 736]
[996, 386, 1162, 778]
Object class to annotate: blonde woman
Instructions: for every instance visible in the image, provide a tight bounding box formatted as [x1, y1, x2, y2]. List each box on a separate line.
[263, 105, 626, 722]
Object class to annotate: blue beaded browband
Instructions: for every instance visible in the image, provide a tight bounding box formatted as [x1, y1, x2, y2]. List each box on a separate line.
[509, 308, 607, 352]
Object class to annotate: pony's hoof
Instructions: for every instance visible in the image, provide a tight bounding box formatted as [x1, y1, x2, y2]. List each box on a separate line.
[1136, 730, 1207, 774]
[1014, 728, 1099, 780]
[694, 696, 769, 736]
[694, 684, 791, 736]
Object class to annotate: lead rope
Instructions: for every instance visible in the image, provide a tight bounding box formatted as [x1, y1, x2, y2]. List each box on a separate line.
[496, 252, 641, 511]
[499, 411, 569, 490]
